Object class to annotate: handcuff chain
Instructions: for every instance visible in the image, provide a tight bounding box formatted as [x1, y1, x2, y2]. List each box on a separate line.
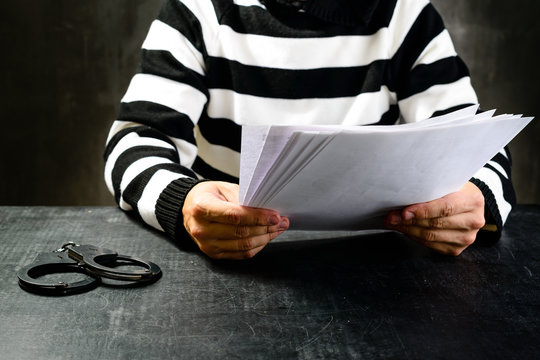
[55, 242, 79, 253]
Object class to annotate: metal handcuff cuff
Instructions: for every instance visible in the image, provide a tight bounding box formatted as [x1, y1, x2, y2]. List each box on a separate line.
[17, 242, 162, 296]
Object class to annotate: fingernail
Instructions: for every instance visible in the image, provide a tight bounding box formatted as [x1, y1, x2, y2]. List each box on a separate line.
[268, 215, 279, 225]
[278, 219, 288, 231]
[403, 211, 415, 221]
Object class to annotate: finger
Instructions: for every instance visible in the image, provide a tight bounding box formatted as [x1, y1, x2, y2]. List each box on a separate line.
[199, 231, 284, 259]
[394, 211, 485, 231]
[401, 196, 463, 222]
[194, 199, 281, 227]
[391, 224, 475, 256]
[402, 184, 484, 222]
[393, 224, 478, 248]
[192, 218, 289, 241]
[219, 231, 280, 252]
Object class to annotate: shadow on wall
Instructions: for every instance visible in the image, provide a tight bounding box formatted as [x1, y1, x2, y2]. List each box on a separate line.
[0, 0, 538, 205]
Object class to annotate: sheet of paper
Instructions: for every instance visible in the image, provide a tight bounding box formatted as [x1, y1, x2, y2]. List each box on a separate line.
[241, 125, 337, 204]
[238, 125, 270, 204]
[240, 109, 534, 230]
[252, 131, 336, 206]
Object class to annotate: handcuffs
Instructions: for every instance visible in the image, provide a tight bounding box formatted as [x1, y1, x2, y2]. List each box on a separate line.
[17, 242, 162, 296]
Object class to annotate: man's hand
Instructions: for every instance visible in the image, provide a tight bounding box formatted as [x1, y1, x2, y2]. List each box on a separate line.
[182, 181, 289, 260]
[384, 182, 486, 256]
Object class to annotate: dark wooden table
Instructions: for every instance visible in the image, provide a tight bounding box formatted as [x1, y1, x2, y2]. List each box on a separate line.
[1, 205, 539, 359]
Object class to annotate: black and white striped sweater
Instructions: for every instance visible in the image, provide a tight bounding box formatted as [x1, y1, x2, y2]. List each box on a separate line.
[104, 0, 515, 242]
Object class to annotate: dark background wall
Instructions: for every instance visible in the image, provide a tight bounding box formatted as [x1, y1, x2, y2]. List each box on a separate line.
[1, 0, 539, 206]
[432, 0, 540, 205]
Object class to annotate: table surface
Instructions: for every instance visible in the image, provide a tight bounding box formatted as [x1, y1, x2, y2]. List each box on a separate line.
[0, 205, 539, 360]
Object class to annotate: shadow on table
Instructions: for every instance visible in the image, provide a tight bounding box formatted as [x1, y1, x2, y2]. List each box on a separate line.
[125, 208, 539, 359]
[202, 230, 450, 277]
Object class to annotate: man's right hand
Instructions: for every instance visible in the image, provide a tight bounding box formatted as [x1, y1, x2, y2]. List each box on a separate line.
[182, 181, 289, 259]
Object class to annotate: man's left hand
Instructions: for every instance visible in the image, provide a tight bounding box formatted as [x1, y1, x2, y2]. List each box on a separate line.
[385, 182, 486, 256]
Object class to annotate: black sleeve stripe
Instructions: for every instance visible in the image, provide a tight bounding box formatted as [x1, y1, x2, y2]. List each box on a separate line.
[206, 56, 388, 99]
[491, 152, 512, 179]
[138, 49, 209, 98]
[157, 0, 208, 57]
[104, 127, 141, 163]
[198, 113, 242, 152]
[118, 102, 197, 145]
[104, 125, 178, 162]
[192, 156, 239, 183]
[503, 145, 512, 166]
[112, 146, 180, 203]
[373, 104, 400, 125]
[397, 3, 446, 69]
[483, 163, 517, 206]
[398, 56, 470, 100]
[122, 163, 197, 212]
[213, 0, 397, 37]
[389, 3, 445, 93]
[430, 103, 476, 118]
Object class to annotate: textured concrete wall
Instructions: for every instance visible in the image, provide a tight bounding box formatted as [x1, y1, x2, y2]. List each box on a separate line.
[432, 0, 540, 204]
[0, 0, 165, 205]
[1, 0, 538, 205]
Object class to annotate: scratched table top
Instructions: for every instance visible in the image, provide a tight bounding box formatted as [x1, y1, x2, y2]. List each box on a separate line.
[0, 205, 539, 360]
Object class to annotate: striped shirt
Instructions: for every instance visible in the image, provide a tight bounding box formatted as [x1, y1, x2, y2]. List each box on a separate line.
[104, 0, 515, 241]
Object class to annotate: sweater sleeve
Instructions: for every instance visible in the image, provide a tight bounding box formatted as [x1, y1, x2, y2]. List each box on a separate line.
[104, 0, 211, 241]
[392, 1, 515, 237]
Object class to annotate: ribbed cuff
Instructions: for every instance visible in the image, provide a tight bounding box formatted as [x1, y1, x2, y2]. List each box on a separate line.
[470, 177, 502, 240]
[155, 177, 208, 244]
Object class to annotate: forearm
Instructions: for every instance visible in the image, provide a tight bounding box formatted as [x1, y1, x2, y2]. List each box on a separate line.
[104, 124, 204, 239]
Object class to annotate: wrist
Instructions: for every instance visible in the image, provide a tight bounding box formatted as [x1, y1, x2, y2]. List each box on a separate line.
[156, 177, 208, 242]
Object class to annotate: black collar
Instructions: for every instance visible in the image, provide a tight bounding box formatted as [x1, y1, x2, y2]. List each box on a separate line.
[262, 0, 381, 26]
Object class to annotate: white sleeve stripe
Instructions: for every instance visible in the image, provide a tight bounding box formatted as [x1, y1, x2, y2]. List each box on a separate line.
[487, 159, 509, 180]
[107, 121, 198, 169]
[119, 157, 175, 200]
[138, 170, 190, 231]
[398, 77, 478, 123]
[473, 167, 512, 223]
[501, 147, 510, 159]
[119, 200, 133, 212]
[104, 132, 175, 194]
[105, 120, 140, 144]
[181, 0, 219, 56]
[121, 73, 207, 124]
[413, 30, 457, 68]
[195, 127, 240, 178]
[143, 20, 205, 75]
[170, 137, 198, 168]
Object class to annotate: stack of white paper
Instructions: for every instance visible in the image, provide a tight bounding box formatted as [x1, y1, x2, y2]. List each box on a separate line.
[239, 106, 533, 230]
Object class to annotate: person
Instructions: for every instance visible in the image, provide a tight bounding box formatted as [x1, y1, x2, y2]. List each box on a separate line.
[104, 0, 515, 259]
